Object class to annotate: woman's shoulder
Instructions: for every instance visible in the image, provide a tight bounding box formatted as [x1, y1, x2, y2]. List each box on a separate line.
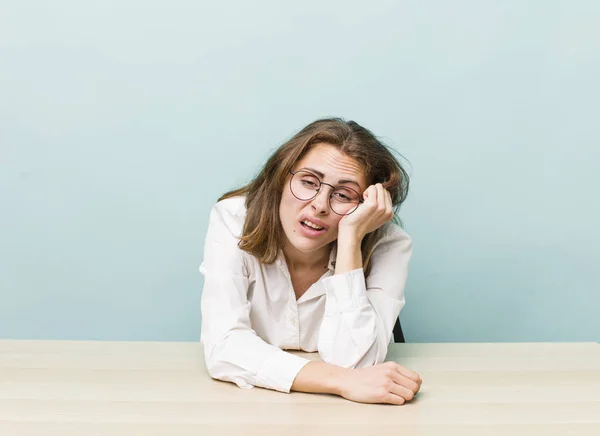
[375, 220, 412, 249]
[213, 195, 247, 217]
[208, 195, 247, 237]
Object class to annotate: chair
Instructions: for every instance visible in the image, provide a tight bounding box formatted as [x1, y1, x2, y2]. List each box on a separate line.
[392, 318, 405, 343]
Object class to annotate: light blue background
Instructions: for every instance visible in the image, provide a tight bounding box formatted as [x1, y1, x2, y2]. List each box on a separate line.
[1, 1, 599, 342]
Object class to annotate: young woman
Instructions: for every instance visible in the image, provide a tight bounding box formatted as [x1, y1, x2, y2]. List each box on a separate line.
[200, 118, 422, 405]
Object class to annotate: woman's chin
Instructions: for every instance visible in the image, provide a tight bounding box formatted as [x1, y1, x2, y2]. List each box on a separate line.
[288, 237, 328, 254]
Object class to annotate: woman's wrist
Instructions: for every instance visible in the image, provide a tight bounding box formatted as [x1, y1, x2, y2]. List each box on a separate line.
[337, 225, 363, 247]
[329, 365, 352, 396]
[291, 361, 352, 396]
[335, 229, 363, 274]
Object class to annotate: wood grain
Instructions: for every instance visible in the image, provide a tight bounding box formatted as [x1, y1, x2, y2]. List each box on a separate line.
[1, 340, 598, 435]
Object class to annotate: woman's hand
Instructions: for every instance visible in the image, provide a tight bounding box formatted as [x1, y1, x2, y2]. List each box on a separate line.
[337, 361, 423, 405]
[338, 183, 394, 244]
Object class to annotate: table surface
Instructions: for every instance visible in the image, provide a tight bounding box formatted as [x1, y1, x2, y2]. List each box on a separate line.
[1, 340, 599, 436]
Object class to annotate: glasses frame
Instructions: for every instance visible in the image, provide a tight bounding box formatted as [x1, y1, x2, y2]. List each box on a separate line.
[288, 169, 364, 216]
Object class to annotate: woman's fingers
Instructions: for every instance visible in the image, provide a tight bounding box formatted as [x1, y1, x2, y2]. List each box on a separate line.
[384, 186, 393, 216]
[375, 183, 385, 208]
[373, 183, 393, 220]
[389, 370, 420, 395]
[395, 364, 422, 386]
[387, 374, 417, 401]
[340, 363, 422, 406]
[363, 184, 378, 204]
[385, 392, 407, 405]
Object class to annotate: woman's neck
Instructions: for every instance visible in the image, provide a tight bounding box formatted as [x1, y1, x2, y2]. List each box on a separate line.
[282, 242, 331, 273]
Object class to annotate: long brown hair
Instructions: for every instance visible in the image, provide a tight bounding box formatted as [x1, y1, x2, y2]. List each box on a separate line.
[219, 117, 410, 276]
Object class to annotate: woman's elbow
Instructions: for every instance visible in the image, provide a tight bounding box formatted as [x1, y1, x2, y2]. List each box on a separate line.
[202, 341, 221, 379]
[202, 341, 255, 389]
[202, 340, 230, 379]
[319, 341, 382, 369]
[323, 338, 389, 369]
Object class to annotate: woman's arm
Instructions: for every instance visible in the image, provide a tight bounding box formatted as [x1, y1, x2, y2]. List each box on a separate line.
[317, 184, 413, 368]
[201, 201, 310, 393]
[202, 199, 420, 403]
[291, 360, 422, 405]
[317, 227, 412, 367]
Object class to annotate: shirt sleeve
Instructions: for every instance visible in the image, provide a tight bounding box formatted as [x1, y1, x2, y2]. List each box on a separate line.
[200, 201, 310, 393]
[317, 224, 412, 368]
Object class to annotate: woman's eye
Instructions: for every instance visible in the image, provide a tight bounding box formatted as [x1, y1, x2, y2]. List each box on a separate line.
[302, 180, 318, 187]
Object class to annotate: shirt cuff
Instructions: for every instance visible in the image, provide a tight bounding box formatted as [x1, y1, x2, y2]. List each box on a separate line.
[254, 349, 311, 393]
[322, 268, 370, 313]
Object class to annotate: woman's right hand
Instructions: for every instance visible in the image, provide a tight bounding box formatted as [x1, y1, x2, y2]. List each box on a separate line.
[337, 361, 423, 405]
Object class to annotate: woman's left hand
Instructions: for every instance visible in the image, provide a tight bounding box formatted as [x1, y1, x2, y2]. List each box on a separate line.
[338, 183, 394, 243]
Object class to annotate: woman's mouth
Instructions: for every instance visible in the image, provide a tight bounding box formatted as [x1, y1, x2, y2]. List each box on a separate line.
[299, 219, 327, 236]
[301, 219, 324, 230]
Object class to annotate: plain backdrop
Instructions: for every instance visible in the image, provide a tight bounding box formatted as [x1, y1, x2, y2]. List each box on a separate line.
[1, 0, 599, 342]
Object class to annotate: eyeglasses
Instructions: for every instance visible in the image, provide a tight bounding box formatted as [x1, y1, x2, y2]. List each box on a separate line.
[289, 169, 363, 215]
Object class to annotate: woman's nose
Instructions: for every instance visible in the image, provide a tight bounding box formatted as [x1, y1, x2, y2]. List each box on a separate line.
[311, 187, 330, 214]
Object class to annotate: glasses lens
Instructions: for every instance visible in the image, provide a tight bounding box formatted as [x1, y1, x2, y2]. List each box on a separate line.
[290, 171, 320, 200]
[331, 187, 360, 215]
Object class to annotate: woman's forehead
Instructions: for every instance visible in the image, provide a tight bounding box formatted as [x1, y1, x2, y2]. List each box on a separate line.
[296, 143, 366, 188]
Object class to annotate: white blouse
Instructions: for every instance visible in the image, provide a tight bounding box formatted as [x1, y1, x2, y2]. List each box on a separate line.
[199, 196, 412, 393]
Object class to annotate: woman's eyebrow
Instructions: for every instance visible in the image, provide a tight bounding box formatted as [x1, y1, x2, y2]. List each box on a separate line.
[303, 167, 362, 189]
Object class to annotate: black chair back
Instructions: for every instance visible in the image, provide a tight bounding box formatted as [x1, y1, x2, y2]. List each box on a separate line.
[392, 318, 405, 343]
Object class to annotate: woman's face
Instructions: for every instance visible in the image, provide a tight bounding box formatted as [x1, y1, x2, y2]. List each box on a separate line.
[279, 143, 367, 256]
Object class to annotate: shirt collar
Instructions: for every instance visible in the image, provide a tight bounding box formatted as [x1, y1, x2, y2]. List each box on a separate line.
[327, 242, 337, 272]
[277, 242, 337, 272]
[275, 243, 337, 299]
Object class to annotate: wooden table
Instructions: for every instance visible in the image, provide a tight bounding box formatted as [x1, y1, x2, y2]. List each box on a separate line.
[1, 340, 599, 435]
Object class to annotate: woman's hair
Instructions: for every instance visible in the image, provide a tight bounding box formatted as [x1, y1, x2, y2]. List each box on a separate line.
[219, 117, 410, 275]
